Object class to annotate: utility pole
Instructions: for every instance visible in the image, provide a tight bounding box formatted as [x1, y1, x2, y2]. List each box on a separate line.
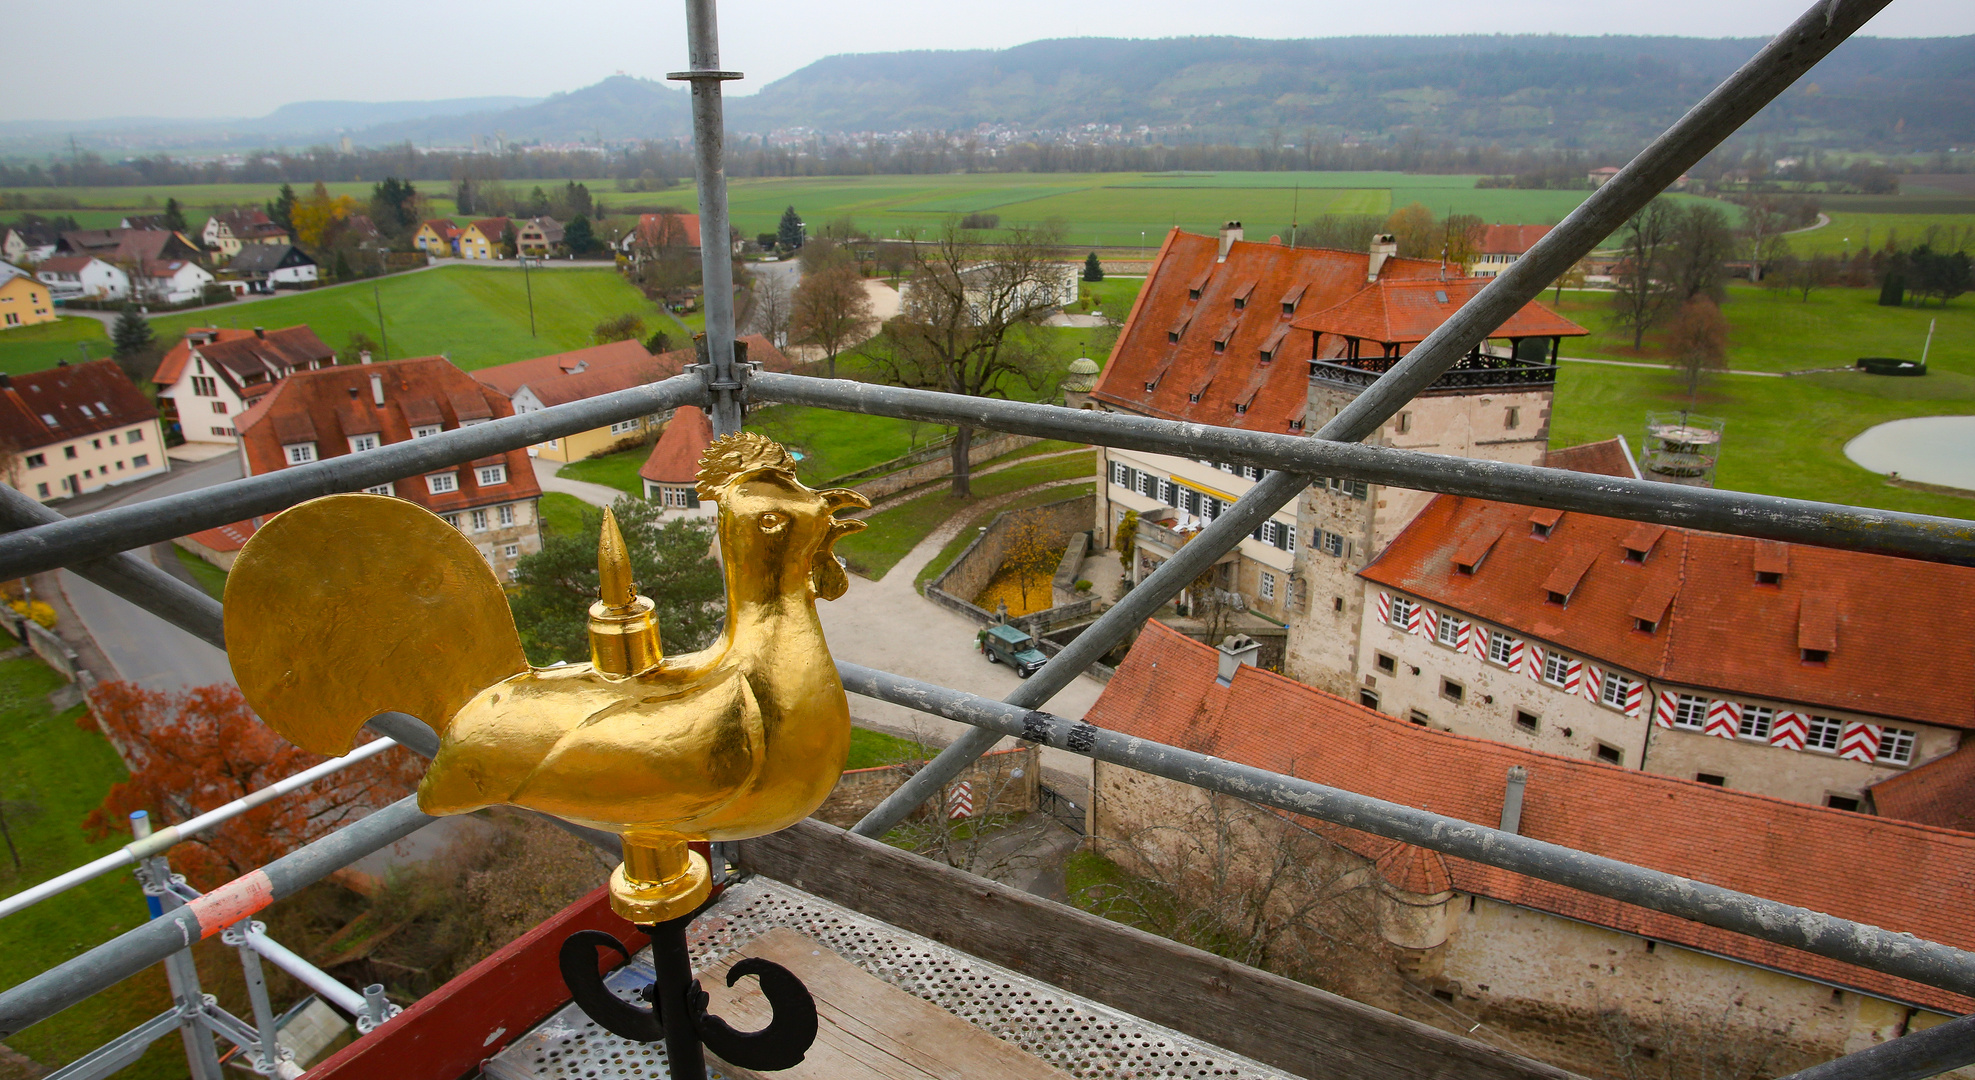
[372, 282, 388, 361]
[522, 257, 536, 336]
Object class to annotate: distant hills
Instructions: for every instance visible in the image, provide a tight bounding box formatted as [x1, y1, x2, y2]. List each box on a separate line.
[7, 34, 1970, 156]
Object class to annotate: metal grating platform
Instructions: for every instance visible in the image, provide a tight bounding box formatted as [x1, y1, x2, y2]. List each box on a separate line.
[481, 875, 1298, 1079]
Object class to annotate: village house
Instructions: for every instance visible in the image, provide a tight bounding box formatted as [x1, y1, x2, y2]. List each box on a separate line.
[202, 209, 290, 258]
[515, 216, 564, 256]
[57, 228, 203, 266]
[0, 223, 58, 265]
[638, 405, 716, 513]
[136, 258, 214, 305]
[224, 244, 318, 293]
[0, 358, 168, 500]
[1469, 224, 1552, 278]
[153, 325, 337, 444]
[0, 265, 56, 329]
[457, 218, 510, 260]
[1088, 623, 1975, 1079]
[414, 219, 462, 257]
[233, 357, 543, 579]
[1343, 479, 1974, 811]
[472, 334, 791, 463]
[34, 255, 129, 302]
[1090, 224, 1583, 628]
[620, 212, 703, 258]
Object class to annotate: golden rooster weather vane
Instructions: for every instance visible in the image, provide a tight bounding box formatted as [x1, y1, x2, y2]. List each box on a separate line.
[224, 431, 869, 1073]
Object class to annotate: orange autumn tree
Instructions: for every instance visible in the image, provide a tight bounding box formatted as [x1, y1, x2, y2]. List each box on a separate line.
[82, 681, 422, 887]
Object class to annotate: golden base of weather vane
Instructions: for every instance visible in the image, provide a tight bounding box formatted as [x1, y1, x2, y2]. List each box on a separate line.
[610, 836, 712, 924]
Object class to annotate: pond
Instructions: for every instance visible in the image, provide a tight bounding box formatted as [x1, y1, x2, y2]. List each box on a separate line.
[1843, 416, 1975, 490]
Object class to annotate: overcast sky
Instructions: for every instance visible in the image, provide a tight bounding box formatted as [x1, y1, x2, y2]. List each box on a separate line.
[9, 0, 1969, 122]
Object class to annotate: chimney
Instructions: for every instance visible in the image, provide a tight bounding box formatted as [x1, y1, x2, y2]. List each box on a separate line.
[370, 373, 385, 406]
[1215, 633, 1262, 685]
[253, 326, 265, 339]
[1216, 220, 1243, 263]
[0, 373, 12, 389]
[1367, 233, 1398, 281]
[358, 350, 372, 364]
[1499, 766, 1528, 834]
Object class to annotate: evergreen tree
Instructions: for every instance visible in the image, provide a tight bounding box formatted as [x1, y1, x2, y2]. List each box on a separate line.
[564, 214, 597, 256]
[509, 498, 723, 665]
[1083, 251, 1104, 282]
[776, 206, 805, 250]
[163, 198, 187, 233]
[111, 305, 154, 357]
[265, 184, 297, 234]
[456, 180, 475, 216]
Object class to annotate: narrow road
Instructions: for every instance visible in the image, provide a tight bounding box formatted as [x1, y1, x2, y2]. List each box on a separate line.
[531, 457, 628, 508]
[59, 454, 242, 690]
[1559, 355, 1786, 377]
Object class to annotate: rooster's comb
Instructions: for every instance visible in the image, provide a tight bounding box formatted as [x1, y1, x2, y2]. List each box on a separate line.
[697, 432, 798, 498]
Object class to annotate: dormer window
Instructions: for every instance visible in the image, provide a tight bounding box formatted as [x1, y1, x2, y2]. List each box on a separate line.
[1213, 339, 1226, 354]
[1282, 302, 1295, 316]
[1529, 507, 1563, 539]
[1755, 541, 1788, 585]
[477, 464, 508, 486]
[1188, 392, 1201, 403]
[1234, 402, 1248, 414]
[348, 434, 378, 453]
[426, 471, 458, 494]
[1547, 590, 1568, 605]
[412, 424, 442, 438]
[1636, 617, 1657, 633]
[1188, 288, 1202, 301]
[1144, 379, 1158, 392]
[284, 442, 316, 465]
[1621, 523, 1664, 564]
[1288, 418, 1304, 431]
[1802, 648, 1829, 664]
[1532, 522, 1551, 539]
[1233, 297, 1246, 310]
[1757, 570, 1782, 585]
[1168, 331, 1179, 343]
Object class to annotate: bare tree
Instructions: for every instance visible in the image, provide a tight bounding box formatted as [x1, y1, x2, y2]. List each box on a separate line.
[1610, 199, 1680, 351]
[886, 745, 1042, 883]
[1665, 202, 1736, 302]
[791, 263, 875, 378]
[871, 218, 1067, 497]
[1000, 515, 1061, 613]
[1736, 194, 1791, 283]
[1666, 296, 1728, 404]
[748, 271, 794, 348]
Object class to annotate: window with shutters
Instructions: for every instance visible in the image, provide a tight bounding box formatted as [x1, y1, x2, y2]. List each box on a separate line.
[1543, 652, 1573, 686]
[1600, 673, 1633, 709]
[1110, 461, 1128, 486]
[1436, 612, 1461, 647]
[1672, 695, 1709, 730]
[1157, 478, 1176, 506]
[1738, 705, 1774, 740]
[1181, 488, 1201, 516]
[1389, 597, 1417, 628]
[1137, 472, 1156, 498]
[1878, 728, 1916, 765]
[1243, 465, 1263, 481]
[1320, 530, 1343, 557]
[1805, 715, 1843, 752]
[1488, 630, 1516, 666]
[1203, 497, 1222, 521]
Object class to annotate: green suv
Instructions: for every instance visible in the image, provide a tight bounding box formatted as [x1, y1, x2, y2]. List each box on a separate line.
[980, 623, 1048, 678]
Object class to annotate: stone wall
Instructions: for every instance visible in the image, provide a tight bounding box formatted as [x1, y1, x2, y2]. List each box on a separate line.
[930, 493, 1095, 610]
[837, 432, 1042, 503]
[815, 745, 1038, 828]
[3, 610, 81, 683]
[1091, 762, 1973, 1079]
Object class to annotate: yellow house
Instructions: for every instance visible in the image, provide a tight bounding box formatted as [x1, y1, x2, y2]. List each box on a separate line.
[0, 271, 55, 329]
[413, 219, 462, 257]
[458, 218, 510, 261]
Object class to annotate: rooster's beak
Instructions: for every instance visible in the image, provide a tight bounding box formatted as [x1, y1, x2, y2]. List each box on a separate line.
[821, 488, 870, 513]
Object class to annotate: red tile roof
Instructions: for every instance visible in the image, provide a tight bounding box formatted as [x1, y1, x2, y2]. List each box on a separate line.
[34, 255, 98, 275]
[1543, 436, 1637, 479]
[1361, 494, 1975, 728]
[421, 219, 462, 239]
[466, 218, 511, 240]
[0, 359, 156, 451]
[1090, 229, 1575, 434]
[632, 213, 702, 249]
[155, 328, 258, 386]
[1292, 276, 1586, 346]
[235, 358, 540, 516]
[639, 407, 715, 485]
[185, 518, 258, 553]
[473, 335, 790, 411]
[1479, 224, 1552, 256]
[1090, 622, 1975, 1015]
[1871, 744, 1975, 832]
[154, 326, 335, 397]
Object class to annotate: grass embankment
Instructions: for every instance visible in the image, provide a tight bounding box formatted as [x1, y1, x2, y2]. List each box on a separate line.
[0, 316, 111, 375]
[1081, 277, 1146, 324]
[555, 446, 652, 497]
[171, 546, 228, 600]
[846, 727, 928, 771]
[834, 452, 1094, 581]
[536, 492, 592, 536]
[0, 644, 191, 1078]
[1549, 284, 1969, 373]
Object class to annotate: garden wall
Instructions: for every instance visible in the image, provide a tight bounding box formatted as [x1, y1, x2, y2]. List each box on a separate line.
[929, 494, 1095, 613]
[815, 745, 1038, 828]
[837, 431, 1042, 503]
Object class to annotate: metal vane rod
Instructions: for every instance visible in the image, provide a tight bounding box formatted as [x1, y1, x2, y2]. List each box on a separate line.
[670, 0, 744, 437]
[845, 0, 1904, 837]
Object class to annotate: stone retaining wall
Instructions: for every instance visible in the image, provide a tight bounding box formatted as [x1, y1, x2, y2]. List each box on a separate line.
[835, 432, 1042, 503]
[815, 745, 1038, 828]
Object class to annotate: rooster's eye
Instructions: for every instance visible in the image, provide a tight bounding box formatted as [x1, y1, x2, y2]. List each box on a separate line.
[758, 512, 788, 533]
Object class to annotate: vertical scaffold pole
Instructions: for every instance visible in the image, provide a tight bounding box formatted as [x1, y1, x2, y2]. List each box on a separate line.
[670, 0, 745, 436]
[133, 811, 225, 1080]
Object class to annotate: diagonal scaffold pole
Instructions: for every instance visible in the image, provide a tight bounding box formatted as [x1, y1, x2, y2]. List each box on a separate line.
[847, 0, 1897, 838]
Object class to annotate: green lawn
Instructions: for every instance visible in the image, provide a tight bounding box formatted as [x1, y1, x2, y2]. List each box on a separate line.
[170, 546, 228, 600]
[0, 652, 189, 1079]
[1782, 212, 1975, 256]
[1080, 277, 1146, 324]
[915, 481, 1099, 594]
[138, 266, 661, 373]
[555, 444, 652, 497]
[537, 492, 593, 536]
[846, 727, 930, 771]
[1548, 285, 1971, 374]
[0, 317, 112, 375]
[835, 452, 1095, 581]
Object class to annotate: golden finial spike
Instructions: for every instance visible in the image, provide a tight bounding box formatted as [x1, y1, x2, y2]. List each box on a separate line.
[598, 505, 635, 609]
